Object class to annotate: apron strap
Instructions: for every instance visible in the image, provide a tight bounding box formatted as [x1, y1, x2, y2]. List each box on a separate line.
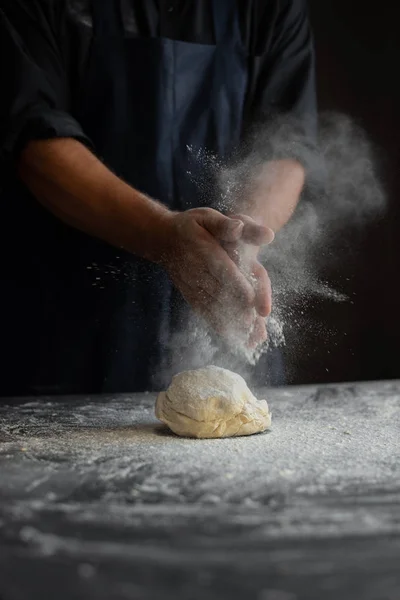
[212, 0, 241, 45]
[91, 0, 124, 38]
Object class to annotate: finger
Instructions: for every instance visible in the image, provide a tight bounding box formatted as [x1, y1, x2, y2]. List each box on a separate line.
[223, 241, 261, 271]
[192, 290, 255, 340]
[214, 310, 255, 340]
[222, 242, 240, 265]
[231, 214, 275, 246]
[177, 272, 222, 308]
[196, 230, 256, 307]
[209, 252, 256, 308]
[252, 261, 272, 317]
[196, 272, 221, 299]
[198, 296, 253, 335]
[176, 255, 255, 333]
[198, 208, 244, 243]
[247, 316, 268, 349]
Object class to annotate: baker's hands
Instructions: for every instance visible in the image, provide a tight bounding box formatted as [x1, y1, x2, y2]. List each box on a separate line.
[160, 208, 273, 348]
[222, 214, 273, 348]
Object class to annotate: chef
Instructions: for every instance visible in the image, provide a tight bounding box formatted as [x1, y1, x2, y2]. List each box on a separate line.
[0, 0, 316, 396]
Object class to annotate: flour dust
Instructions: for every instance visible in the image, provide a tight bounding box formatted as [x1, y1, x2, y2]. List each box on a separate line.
[158, 112, 385, 388]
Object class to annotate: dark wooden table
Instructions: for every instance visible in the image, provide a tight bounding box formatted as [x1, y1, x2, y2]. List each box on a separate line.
[1, 381, 399, 599]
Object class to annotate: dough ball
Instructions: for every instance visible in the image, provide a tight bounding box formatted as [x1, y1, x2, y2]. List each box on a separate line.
[155, 365, 271, 439]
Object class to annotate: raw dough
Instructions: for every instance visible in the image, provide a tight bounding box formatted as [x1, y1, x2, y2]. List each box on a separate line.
[155, 365, 271, 439]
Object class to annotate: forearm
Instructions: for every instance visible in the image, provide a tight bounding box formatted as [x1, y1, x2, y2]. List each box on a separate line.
[238, 159, 305, 233]
[18, 138, 171, 262]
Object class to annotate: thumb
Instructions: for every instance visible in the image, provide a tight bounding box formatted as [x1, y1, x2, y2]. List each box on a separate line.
[231, 214, 275, 246]
[252, 261, 272, 317]
[199, 209, 244, 242]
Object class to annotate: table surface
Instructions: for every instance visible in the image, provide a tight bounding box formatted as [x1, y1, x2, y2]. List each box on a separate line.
[0, 381, 399, 600]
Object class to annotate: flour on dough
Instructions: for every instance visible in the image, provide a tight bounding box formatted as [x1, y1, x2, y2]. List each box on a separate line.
[155, 365, 271, 439]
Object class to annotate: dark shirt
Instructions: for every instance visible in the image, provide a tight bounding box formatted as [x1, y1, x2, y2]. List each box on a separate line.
[0, 0, 317, 396]
[0, 0, 316, 169]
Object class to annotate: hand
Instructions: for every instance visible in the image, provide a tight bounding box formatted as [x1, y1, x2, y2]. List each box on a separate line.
[222, 214, 274, 348]
[160, 208, 263, 342]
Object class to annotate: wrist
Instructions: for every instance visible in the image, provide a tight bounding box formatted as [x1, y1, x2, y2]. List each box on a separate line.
[143, 209, 177, 265]
[104, 181, 176, 264]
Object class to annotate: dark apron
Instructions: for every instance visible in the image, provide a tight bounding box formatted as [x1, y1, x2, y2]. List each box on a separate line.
[0, 0, 284, 396]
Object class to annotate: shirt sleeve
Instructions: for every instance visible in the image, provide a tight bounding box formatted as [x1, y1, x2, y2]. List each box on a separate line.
[0, 1, 92, 172]
[246, 0, 317, 140]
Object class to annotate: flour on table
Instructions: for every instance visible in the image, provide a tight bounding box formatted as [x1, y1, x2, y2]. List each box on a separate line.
[155, 365, 271, 439]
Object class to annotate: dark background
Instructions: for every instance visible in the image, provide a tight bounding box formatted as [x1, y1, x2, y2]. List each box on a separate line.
[288, 0, 399, 385]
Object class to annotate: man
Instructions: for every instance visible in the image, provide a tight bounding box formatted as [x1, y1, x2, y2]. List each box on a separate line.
[0, 0, 316, 396]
